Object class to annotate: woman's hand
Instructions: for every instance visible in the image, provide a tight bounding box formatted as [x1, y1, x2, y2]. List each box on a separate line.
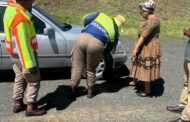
[132, 36, 144, 56]
[133, 47, 139, 56]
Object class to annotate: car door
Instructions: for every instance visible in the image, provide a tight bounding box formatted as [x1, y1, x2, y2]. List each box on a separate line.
[32, 12, 67, 68]
[0, 4, 67, 70]
[0, 5, 3, 68]
[0, 5, 12, 70]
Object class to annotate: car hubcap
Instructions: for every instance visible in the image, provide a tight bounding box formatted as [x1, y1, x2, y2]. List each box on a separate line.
[95, 59, 105, 78]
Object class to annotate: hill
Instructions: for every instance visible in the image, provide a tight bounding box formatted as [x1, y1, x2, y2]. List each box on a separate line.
[35, 0, 190, 39]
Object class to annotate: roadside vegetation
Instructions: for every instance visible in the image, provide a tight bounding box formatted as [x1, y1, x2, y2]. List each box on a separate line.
[35, 0, 190, 40]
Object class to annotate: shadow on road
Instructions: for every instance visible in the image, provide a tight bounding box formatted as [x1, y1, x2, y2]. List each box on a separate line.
[94, 77, 130, 96]
[37, 85, 86, 111]
[114, 64, 130, 78]
[37, 65, 132, 111]
[134, 78, 165, 98]
[0, 70, 15, 82]
[40, 68, 71, 80]
[0, 68, 71, 82]
[103, 64, 130, 80]
[94, 64, 131, 96]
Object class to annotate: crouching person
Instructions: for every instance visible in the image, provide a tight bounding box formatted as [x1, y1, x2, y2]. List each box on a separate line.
[3, 0, 46, 116]
[70, 12, 126, 98]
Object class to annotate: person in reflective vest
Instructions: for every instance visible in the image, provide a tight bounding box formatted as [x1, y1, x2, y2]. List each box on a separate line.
[70, 12, 126, 98]
[3, 0, 46, 116]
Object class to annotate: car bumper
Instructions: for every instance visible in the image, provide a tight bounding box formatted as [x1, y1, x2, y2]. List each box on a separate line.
[112, 51, 127, 69]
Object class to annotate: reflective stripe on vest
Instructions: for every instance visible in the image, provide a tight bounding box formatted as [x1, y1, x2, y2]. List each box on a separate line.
[4, 36, 13, 54]
[30, 36, 38, 50]
[4, 5, 38, 52]
[11, 9, 29, 27]
[4, 4, 37, 69]
[5, 41, 13, 53]
[95, 13, 115, 42]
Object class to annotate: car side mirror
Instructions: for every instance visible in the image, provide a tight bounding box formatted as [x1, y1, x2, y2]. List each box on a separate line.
[43, 27, 55, 35]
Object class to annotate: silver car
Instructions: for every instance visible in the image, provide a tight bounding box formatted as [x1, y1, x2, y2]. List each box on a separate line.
[0, 1, 127, 79]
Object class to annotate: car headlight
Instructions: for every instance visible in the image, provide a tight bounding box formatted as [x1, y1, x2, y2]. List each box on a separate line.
[113, 41, 125, 54]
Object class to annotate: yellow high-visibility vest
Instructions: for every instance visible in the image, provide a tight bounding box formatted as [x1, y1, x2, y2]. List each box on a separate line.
[3, 3, 38, 69]
[83, 12, 116, 42]
[94, 13, 115, 42]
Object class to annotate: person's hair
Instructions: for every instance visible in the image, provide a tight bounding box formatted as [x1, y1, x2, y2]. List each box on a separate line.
[147, 11, 153, 14]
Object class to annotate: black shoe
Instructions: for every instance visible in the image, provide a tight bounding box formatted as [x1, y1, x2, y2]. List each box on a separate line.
[13, 99, 26, 113]
[13, 104, 26, 113]
[87, 89, 93, 98]
[166, 105, 184, 114]
[25, 102, 46, 117]
[71, 86, 77, 99]
[170, 118, 190, 122]
[25, 109, 46, 117]
[87, 86, 94, 98]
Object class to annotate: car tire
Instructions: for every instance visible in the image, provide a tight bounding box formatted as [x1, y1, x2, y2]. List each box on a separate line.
[95, 58, 106, 80]
[96, 54, 114, 80]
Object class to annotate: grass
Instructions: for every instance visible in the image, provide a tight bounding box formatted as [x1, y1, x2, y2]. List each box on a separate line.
[35, 0, 190, 40]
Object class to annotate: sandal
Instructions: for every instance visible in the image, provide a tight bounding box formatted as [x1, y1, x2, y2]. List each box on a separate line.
[129, 81, 136, 86]
[129, 79, 137, 86]
[136, 91, 150, 97]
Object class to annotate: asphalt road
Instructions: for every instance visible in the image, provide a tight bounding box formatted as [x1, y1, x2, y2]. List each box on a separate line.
[0, 38, 188, 122]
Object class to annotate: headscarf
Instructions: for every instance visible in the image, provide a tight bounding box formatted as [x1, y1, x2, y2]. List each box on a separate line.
[139, 0, 155, 13]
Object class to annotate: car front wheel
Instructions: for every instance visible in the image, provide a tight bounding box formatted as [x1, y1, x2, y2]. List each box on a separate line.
[96, 55, 114, 80]
[95, 58, 106, 80]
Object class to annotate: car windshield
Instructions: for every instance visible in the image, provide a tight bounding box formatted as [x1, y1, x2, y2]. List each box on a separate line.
[33, 6, 72, 31]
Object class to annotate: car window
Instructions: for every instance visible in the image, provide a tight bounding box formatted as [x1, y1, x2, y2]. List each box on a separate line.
[0, 6, 6, 33]
[32, 15, 46, 34]
[0, 6, 46, 34]
[33, 6, 72, 31]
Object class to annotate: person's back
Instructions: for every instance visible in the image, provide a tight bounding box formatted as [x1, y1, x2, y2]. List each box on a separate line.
[4, 3, 37, 68]
[82, 12, 115, 45]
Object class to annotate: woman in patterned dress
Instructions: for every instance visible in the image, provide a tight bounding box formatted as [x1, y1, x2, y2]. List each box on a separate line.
[130, 0, 161, 97]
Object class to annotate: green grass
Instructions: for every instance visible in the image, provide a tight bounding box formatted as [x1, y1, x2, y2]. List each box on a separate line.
[35, 0, 190, 40]
[161, 19, 190, 40]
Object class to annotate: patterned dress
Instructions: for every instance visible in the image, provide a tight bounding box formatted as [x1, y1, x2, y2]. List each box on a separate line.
[130, 15, 161, 82]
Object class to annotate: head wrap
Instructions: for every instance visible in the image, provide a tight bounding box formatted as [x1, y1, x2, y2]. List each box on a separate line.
[139, 0, 155, 13]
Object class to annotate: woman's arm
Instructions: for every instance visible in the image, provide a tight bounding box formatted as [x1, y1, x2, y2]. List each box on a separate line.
[133, 36, 145, 56]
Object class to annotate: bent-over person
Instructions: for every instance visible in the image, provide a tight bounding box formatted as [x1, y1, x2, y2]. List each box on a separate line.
[70, 12, 126, 98]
